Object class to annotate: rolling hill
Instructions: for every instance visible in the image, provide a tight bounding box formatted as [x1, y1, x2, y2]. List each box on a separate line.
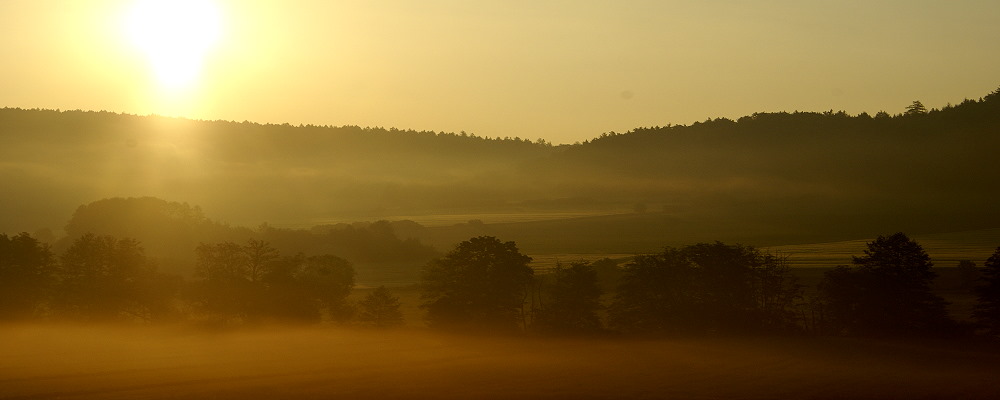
[2, 87, 998, 256]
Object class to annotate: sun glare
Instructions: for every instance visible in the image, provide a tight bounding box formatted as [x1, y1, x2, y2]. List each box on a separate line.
[124, 0, 222, 91]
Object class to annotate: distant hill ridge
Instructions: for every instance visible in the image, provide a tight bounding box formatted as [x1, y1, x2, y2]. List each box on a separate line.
[1, 87, 998, 246]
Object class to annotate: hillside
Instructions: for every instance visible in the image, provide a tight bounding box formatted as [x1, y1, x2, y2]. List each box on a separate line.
[0, 111, 556, 231]
[518, 90, 1000, 234]
[2, 88, 998, 250]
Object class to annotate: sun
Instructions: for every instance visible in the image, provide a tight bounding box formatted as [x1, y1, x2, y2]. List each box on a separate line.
[124, 0, 222, 91]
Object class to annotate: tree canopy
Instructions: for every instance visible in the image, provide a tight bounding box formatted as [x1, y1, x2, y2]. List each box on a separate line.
[0, 232, 54, 319]
[51, 234, 164, 321]
[358, 286, 404, 328]
[421, 236, 534, 331]
[533, 262, 604, 334]
[819, 233, 953, 336]
[608, 242, 800, 335]
[193, 240, 355, 324]
[905, 100, 928, 115]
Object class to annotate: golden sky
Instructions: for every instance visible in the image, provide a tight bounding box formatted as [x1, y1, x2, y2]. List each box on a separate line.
[1, 0, 998, 144]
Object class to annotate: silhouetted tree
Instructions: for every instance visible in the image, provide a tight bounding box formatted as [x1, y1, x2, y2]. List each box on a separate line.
[195, 241, 249, 282]
[973, 247, 1000, 335]
[51, 234, 160, 321]
[609, 242, 800, 335]
[297, 254, 355, 322]
[245, 239, 279, 282]
[57, 197, 240, 276]
[421, 236, 533, 331]
[905, 100, 928, 115]
[608, 249, 698, 334]
[257, 253, 321, 322]
[194, 240, 274, 323]
[819, 233, 953, 336]
[534, 262, 604, 334]
[193, 240, 355, 324]
[64, 197, 212, 239]
[0, 233, 54, 320]
[358, 286, 404, 328]
[748, 250, 801, 329]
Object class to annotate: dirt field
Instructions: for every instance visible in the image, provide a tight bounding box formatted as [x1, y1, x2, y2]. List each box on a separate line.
[2, 324, 999, 399]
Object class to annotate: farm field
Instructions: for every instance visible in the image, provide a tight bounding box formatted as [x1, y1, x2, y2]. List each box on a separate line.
[767, 228, 1000, 269]
[307, 211, 631, 229]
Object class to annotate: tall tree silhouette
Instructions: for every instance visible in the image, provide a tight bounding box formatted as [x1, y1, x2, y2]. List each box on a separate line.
[193, 240, 354, 323]
[905, 100, 928, 115]
[0, 233, 54, 319]
[608, 249, 698, 334]
[194, 240, 271, 322]
[609, 242, 799, 334]
[421, 236, 533, 331]
[358, 286, 404, 328]
[533, 262, 604, 334]
[244, 239, 279, 283]
[296, 254, 355, 322]
[52, 234, 160, 321]
[819, 232, 953, 336]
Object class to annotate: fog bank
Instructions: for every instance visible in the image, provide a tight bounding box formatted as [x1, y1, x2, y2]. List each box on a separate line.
[2, 324, 998, 399]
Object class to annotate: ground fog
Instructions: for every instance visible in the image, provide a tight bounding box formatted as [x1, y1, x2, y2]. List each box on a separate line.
[2, 324, 999, 399]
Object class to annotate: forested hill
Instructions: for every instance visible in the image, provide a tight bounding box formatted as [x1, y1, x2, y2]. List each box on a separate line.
[1, 88, 999, 247]
[518, 89, 1000, 234]
[0, 110, 556, 232]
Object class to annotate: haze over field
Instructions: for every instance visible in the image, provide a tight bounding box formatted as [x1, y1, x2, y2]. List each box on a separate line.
[3, 90, 999, 254]
[3, 1, 1000, 399]
[3, 324, 1000, 400]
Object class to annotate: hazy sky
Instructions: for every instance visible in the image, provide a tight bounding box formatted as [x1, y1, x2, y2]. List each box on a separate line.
[2, 0, 998, 144]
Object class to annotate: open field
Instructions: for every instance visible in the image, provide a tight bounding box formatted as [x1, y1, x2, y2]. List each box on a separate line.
[1, 324, 999, 400]
[307, 211, 632, 229]
[767, 228, 1000, 269]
